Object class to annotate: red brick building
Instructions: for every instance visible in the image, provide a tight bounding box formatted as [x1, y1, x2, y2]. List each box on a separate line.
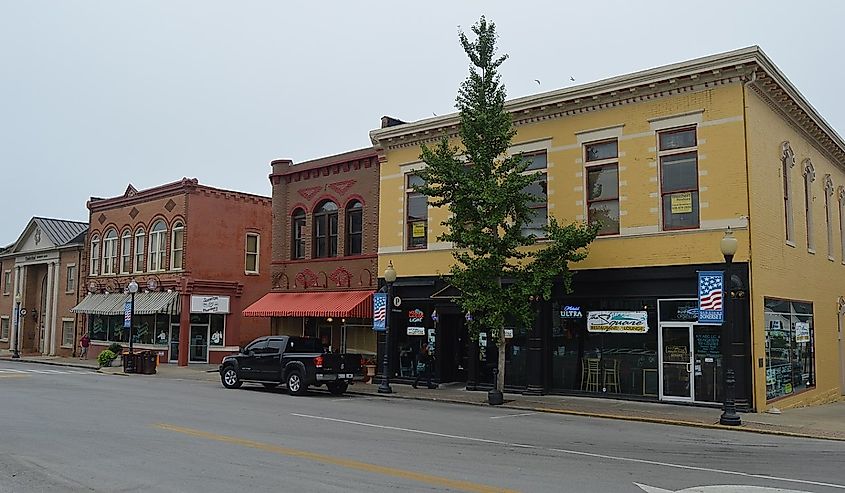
[72, 179, 271, 365]
[244, 148, 379, 358]
[0, 217, 87, 357]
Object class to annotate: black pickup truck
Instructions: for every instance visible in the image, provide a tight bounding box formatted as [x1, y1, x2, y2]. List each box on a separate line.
[219, 336, 363, 396]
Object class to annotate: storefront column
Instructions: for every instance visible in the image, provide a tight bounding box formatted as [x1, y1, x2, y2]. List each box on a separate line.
[49, 261, 60, 355]
[524, 301, 546, 395]
[9, 266, 20, 352]
[43, 261, 54, 355]
[178, 293, 190, 366]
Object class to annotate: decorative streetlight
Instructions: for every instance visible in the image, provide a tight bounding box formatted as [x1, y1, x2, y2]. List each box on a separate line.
[12, 292, 21, 359]
[719, 228, 741, 426]
[126, 279, 139, 373]
[378, 261, 397, 394]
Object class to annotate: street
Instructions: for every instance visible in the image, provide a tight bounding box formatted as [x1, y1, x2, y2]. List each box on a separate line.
[1, 361, 844, 493]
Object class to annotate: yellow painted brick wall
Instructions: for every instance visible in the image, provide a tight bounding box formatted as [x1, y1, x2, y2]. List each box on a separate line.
[745, 88, 845, 409]
[378, 84, 749, 276]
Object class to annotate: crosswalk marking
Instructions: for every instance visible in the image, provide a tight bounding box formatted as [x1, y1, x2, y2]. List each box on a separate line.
[0, 368, 95, 375]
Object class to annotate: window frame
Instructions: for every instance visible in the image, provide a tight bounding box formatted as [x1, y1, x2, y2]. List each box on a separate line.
[519, 151, 549, 239]
[61, 319, 75, 347]
[584, 141, 620, 236]
[120, 230, 132, 274]
[824, 175, 834, 260]
[170, 221, 184, 271]
[134, 228, 145, 273]
[89, 234, 100, 276]
[291, 209, 306, 260]
[658, 126, 700, 231]
[66, 264, 76, 293]
[345, 200, 363, 256]
[3, 270, 10, 295]
[405, 173, 428, 250]
[839, 187, 845, 263]
[764, 297, 816, 402]
[245, 232, 260, 274]
[0, 316, 9, 340]
[782, 143, 796, 244]
[148, 221, 167, 272]
[312, 201, 339, 259]
[102, 229, 118, 275]
[803, 160, 816, 253]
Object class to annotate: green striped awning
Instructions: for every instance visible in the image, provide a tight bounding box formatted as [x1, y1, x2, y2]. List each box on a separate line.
[71, 291, 180, 315]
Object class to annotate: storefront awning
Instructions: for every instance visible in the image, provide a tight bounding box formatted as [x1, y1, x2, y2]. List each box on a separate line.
[243, 291, 375, 318]
[71, 291, 180, 315]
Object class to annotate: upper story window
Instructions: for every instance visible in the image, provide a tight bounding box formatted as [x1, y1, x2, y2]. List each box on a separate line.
[345, 200, 363, 256]
[824, 175, 834, 260]
[102, 229, 118, 275]
[313, 201, 338, 258]
[803, 159, 816, 252]
[134, 228, 145, 273]
[521, 152, 549, 238]
[3, 270, 10, 295]
[659, 127, 699, 230]
[170, 221, 184, 270]
[89, 234, 100, 276]
[120, 230, 132, 274]
[245, 233, 259, 273]
[406, 174, 428, 249]
[839, 186, 845, 263]
[148, 220, 167, 272]
[291, 209, 306, 260]
[781, 143, 796, 244]
[66, 265, 76, 293]
[584, 141, 619, 236]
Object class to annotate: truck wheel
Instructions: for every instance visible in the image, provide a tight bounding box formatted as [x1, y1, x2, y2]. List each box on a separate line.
[287, 371, 307, 396]
[327, 381, 349, 396]
[262, 383, 279, 389]
[221, 367, 242, 389]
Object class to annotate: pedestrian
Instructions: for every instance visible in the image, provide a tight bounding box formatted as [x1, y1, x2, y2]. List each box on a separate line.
[79, 331, 90, 359]
[413, 341, 436, 389]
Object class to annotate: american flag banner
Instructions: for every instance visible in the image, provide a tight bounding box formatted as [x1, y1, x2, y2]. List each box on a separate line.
[373, 293, 387, 331]
[698, 271, 724, 325]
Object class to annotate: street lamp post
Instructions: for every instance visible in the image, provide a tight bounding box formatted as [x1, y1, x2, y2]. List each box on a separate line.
[378, 261, 397, 394]
[127, 279, 138, 372]
[719, 228, 742, 426]
[12, 293, 21, 358]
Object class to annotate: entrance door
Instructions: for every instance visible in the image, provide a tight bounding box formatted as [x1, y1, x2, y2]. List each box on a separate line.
[189, 325, 208, 363]
[659, 324, 693, 402]
[169, 324, 180, 363]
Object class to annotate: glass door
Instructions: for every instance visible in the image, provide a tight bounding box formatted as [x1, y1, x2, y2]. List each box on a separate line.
[169, 324, 180, 363]
[693, 325, 722, 403]
[189, 325, 208, 363]
[659, 324, 693, 401]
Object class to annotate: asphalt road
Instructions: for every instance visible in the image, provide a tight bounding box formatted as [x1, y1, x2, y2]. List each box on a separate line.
[1, 361, 844, 493]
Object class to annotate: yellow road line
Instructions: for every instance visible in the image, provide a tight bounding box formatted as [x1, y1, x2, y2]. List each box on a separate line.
[0, 374, 27, 378]
[154, 423, 519, 493]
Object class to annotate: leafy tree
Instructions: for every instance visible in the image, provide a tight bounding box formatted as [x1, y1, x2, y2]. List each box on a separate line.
[415, 16, 597, 401]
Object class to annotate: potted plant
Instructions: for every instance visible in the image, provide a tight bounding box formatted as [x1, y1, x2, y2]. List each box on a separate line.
[97, 349, 117, 368]
[362, 357, 377, 382]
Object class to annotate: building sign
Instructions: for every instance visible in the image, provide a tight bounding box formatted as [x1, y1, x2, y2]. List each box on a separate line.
[560, 305, 583, 319]
[504, 328, 514, 339]
[407, 326, 425, 336]
[670, 192, 693, 214]
[587, 311, 649, 333]
[124, 301, 132, 328]
[697, 271, 724, 325]
[794, 322, 811, 343]
[408, 309, 424, 323]
[412, 222, 426, 238]
[372, 293, 386, 331]
[676, 306, 699, 321]
[190, 295, 230, 314]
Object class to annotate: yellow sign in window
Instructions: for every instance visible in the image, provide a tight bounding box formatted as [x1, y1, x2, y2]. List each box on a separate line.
[670, 192, 693, 214]
[412, 222, 426, 238]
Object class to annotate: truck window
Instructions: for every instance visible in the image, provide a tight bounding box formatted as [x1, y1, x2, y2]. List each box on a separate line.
[288, 337, 322, 353]
[245, 340, 267, 353]
[267, 339, 285, 352]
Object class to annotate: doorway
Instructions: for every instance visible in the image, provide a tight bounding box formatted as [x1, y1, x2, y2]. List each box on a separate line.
[189, 325, 208, 363]
[168, 324, 180, 363]
[658, 323, 723, 403]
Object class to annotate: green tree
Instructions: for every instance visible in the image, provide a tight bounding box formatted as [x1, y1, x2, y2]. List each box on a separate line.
[415, 16, 597, 401]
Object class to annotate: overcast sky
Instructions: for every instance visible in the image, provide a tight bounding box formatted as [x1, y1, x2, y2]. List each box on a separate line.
[2, 1, 843, 245]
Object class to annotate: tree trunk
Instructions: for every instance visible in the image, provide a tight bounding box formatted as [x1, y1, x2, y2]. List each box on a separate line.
[497, 327, 506, 393]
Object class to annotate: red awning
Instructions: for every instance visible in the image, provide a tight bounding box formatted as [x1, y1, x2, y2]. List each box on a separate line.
[242, 291, 375, 318]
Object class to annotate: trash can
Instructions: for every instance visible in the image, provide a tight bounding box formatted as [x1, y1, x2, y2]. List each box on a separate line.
[122, 351, 138, 374]
[139, 350, 157, 375]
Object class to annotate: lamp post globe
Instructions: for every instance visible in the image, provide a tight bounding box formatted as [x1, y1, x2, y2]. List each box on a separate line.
[127, 279, 139, 371]
[719, 228, 741, 426]
[12, 292, 22, 358]
[378, 261, 397, 394]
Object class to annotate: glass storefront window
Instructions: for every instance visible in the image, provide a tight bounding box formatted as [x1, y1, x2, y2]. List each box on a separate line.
[90, 314, 174, 344]
[765, 298, 815, 401]
[210, 314, 225, 346]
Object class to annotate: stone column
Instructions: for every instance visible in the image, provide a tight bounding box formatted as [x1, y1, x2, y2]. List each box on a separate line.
[49, 261, 60, 355]
[44, 262, 54, 355]
[9, 266, 20, 351]
[178, 292, 191, 366]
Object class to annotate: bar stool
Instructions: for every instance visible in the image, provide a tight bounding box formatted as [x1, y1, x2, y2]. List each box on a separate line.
[583, 358, 601, 392]
[603, 359, 620, 393]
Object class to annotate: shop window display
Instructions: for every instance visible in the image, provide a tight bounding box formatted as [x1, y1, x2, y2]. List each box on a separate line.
[765, 298, 815, 400]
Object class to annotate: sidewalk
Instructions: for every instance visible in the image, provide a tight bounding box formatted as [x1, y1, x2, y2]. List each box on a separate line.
[3, 352, 843, 441]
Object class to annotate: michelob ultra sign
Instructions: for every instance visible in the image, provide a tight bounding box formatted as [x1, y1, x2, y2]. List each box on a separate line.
[586, 311, 649, 333]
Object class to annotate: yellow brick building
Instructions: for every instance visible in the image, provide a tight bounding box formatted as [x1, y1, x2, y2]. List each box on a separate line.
[370, 47, 845, 411]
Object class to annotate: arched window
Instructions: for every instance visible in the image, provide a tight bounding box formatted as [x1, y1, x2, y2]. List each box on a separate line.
[89, 234, 100, 276]
[102, 229, 118, 275]
[170, 221, 184, 270]
[120, 230, 132, 274]
[148, 220, 167, 272]
[133, 228, 145, 273]
[345, 200, 363, 256]
[803, 159, 816, 252]
[313, 201, 338, 258]
[781, 142, 796, 243]
[291, 209, 306, 260]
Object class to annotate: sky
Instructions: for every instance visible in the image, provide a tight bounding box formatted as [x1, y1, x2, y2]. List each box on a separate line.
[2, 1, 844, 245]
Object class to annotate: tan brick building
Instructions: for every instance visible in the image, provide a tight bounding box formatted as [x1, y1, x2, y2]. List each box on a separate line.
[72, 179, 272, 365]
[244, 148, 380, 359]
[0, 217, 87, 358]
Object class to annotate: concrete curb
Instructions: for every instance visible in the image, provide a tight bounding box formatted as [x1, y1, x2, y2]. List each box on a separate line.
[346, 390, 845, 442]
[2, 357, 99, 371]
